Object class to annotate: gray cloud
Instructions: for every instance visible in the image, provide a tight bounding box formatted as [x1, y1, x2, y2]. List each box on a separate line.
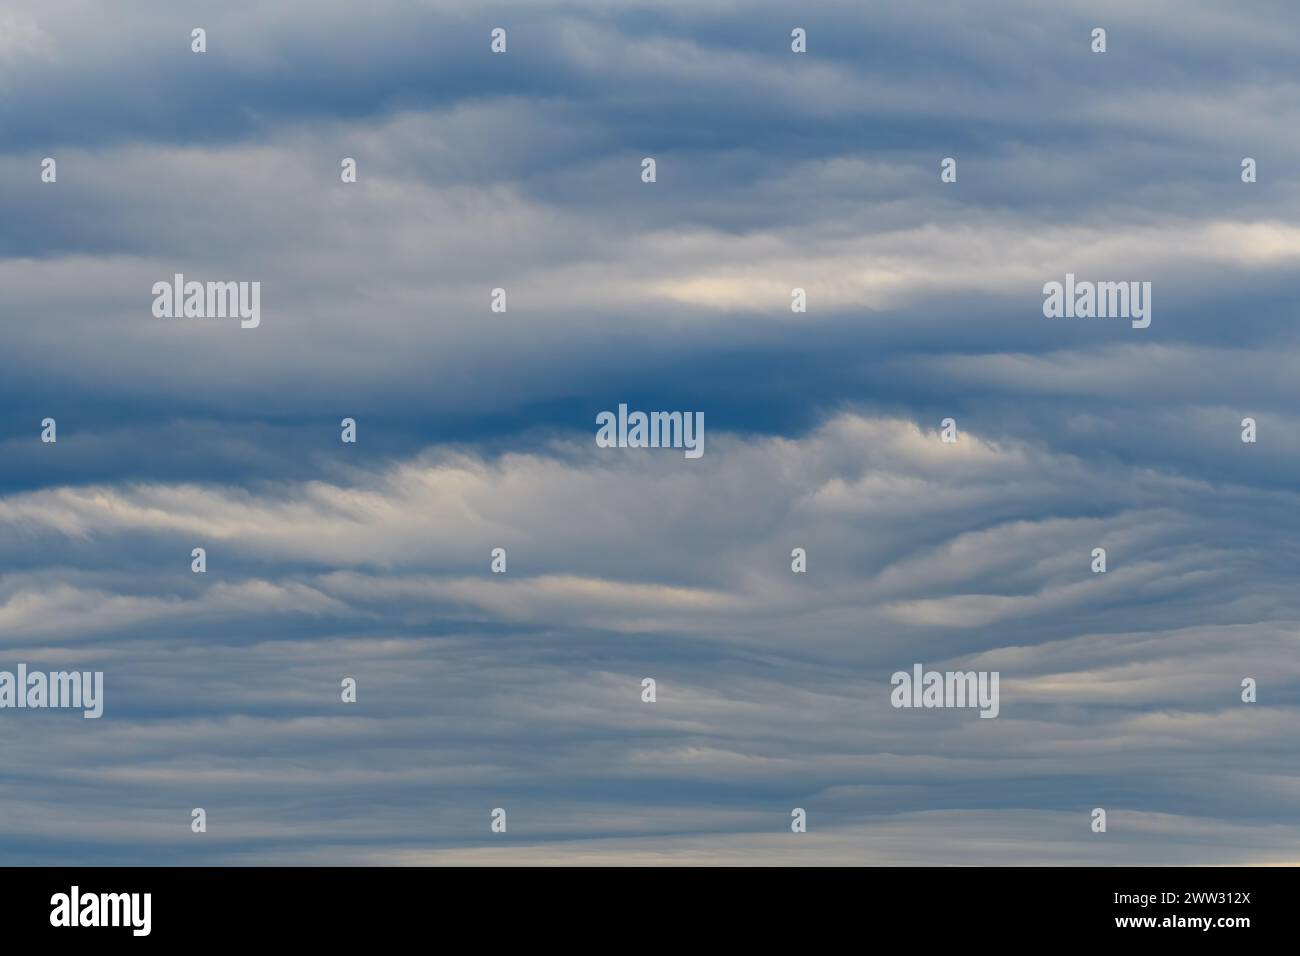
[3, 414, 1298, 863]
[2, 0, 1298, 864]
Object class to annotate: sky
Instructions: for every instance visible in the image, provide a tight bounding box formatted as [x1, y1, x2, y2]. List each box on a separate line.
[2, 0, 1299, 865]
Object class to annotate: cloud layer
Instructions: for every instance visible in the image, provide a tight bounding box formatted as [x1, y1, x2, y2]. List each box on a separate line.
[2, 0, 1298, 864]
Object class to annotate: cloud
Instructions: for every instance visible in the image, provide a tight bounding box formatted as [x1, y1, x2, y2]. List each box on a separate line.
[3, 0, 1299, 864]
[3, 412, 1299, 862]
